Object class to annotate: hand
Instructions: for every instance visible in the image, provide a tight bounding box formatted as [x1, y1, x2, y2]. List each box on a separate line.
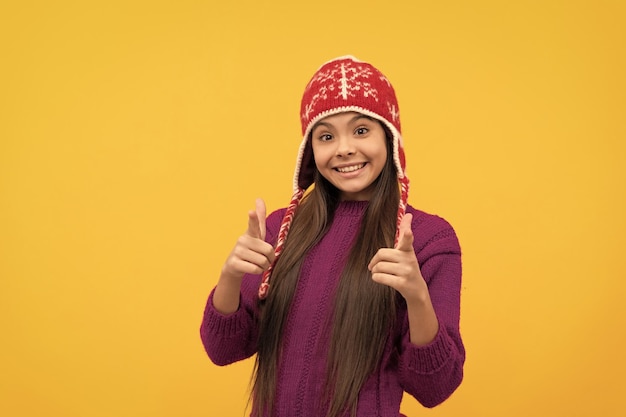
[368, 213, 428, 304]
[221, 198, 275, 280]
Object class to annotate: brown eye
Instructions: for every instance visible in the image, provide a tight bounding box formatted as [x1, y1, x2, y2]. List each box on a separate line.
[355, 127, 369, 136]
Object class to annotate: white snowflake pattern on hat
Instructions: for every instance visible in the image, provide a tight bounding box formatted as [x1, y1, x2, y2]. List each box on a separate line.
[301, 60, 380, 123]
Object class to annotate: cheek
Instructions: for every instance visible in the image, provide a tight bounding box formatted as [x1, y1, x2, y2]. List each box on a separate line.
[311, 145, 331, 167]
[313, 156, 323, 171]
[375, 138, 389, 163]
[365, 142, 388, 162]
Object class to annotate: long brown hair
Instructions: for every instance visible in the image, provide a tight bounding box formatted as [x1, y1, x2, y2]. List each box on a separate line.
[252, 128, 399, 417]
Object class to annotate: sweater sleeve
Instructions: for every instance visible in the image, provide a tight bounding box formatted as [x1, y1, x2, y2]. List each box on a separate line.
[199, 208, 286, 366]
[397, 209, 465, 407]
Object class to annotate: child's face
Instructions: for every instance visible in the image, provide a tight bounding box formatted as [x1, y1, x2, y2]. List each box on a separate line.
[311, 112, 387, 201]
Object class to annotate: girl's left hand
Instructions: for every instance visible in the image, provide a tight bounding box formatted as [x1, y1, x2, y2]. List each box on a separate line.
[368, 213, 428, 304]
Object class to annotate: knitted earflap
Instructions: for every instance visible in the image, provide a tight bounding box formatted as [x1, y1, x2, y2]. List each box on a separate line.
[259, 56, 409, 299]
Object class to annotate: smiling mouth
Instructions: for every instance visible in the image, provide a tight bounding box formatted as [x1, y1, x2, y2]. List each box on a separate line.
[335, 163, 366, 173]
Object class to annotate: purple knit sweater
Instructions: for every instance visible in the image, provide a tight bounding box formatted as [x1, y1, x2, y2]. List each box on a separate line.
[200, 201, 464, 416]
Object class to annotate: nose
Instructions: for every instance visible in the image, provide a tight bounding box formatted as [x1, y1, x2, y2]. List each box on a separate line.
[335, 135, 355, 157]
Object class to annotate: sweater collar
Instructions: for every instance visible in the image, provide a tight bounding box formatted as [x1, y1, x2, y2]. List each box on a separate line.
[335, 200, 369, 217]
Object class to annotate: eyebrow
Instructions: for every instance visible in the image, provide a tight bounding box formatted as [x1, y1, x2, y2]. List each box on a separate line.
[312, 114, 375, 132]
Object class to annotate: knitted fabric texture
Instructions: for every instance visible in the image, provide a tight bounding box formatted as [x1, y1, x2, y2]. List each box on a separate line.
[201, 202, 465, 414]
[259, 56, 410, 299]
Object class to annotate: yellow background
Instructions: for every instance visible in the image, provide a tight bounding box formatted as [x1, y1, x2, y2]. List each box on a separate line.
[1, 1, 625, 416]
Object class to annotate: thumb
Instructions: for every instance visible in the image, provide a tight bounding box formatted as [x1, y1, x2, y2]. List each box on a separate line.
[395, 213, 414, 251]
[246, 198, 266, 239]
[255, 198, 267, 240]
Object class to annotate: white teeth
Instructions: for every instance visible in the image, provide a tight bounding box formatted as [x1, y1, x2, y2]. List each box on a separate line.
[336, 163, 365, 173]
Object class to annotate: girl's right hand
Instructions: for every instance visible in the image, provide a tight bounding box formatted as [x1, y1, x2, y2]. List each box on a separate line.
[221, 198, 275, 280]
[214, 199, 274, 314]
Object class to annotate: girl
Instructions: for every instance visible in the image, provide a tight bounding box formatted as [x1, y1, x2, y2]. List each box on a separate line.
[200, 56, 465, 417]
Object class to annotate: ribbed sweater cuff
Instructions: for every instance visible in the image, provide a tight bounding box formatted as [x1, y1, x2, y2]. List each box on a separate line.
[203, 290, 251, 338]
[404, 324, 454, 374]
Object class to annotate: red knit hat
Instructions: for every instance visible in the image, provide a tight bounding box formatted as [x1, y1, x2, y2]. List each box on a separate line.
[258, 56, 409, 299]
